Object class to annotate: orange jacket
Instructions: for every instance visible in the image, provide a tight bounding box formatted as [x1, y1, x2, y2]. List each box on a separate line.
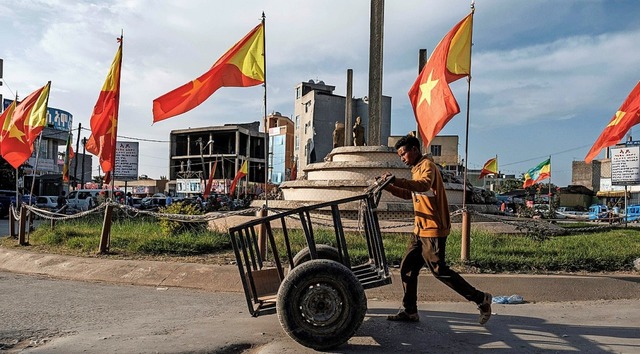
[386, 156, 451, 237]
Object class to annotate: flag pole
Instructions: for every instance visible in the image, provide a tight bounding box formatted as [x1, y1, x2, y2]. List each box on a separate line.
[12, 92, 20, 211]
[258, 12, 268, 259]
[73, 123, 81, 190]
[548, 155, 552, 212]
[261, 12, 268, 209]
[460, 3, 475, 262]
[109, 32, 124, 197]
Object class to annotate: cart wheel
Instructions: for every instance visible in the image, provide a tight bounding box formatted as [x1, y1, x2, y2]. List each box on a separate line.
[292, 244, 341, 267]
[277, 259, 366, 350]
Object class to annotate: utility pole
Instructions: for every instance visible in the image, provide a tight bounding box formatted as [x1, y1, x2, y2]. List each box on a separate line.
[73, 123, 81, 190]
[81, 137, 87, 188]
[367, 0, 384, 146]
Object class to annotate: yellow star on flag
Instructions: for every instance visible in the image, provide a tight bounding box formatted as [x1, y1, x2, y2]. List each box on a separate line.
[107, 114, 118, 137]
[607, 110, 625, 127]
[8, 124, 26, 142]
[418, 70, 439, 107]
[183, 78, 206, 98]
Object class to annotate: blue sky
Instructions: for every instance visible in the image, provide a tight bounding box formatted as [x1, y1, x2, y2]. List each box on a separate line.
[1, 0, 639, 187]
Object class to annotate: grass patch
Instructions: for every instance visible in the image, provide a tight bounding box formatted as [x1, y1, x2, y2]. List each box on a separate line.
[0, 217, 229, 258]
[1, 218, 638, 273]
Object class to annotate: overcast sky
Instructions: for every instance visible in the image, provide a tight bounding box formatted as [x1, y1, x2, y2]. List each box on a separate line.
[1, 0, 639, 187]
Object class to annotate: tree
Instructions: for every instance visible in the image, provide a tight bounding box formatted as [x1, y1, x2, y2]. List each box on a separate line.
[496, 178, 523, 194]
[0, 158, 15, 190]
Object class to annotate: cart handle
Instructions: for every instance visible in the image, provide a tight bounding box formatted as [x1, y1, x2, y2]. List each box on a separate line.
[365, 174, 395, 206]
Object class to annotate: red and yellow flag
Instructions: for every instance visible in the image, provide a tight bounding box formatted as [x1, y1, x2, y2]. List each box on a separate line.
[0, 99, 17, 148]
[408, 12, 473, 146]
[584, 81, 640, 163]
[229, 160, 249, 195]
[89, 37, 123, 176]
[153, 22, 265, 123]
[0, 82, 51, 169]
[203, 159, 218, 199]
[478, 157, 498, 179]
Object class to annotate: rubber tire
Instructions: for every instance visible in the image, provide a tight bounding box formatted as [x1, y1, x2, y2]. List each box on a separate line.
[276, 259, 367, 350]
[292, 244, 341, 268]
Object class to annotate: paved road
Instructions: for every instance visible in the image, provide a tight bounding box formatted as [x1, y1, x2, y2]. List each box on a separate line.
[2, 218, 640, 353]
[2, 271, 639, 354]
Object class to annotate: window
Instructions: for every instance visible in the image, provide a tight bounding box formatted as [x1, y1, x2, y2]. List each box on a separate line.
[304, 122, 308, 134]
[295, 115, 300, 129]
[295, 87, 301, 99]
[295, 136, 299, 151]
[430, 144, 442, 157]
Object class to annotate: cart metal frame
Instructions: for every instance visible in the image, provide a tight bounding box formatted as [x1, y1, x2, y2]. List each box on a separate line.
[229, 190, 392, 317]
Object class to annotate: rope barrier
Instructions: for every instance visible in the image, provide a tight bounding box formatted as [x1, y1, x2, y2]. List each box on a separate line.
[14, 199, 627, 239]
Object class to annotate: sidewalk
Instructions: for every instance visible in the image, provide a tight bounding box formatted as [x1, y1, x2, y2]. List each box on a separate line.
[1, 247, 638, 303]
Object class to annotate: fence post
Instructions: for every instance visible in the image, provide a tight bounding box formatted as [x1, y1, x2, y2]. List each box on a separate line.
[98, 204, 113, 254]
[18, 206, 27, 246]
[256, 207, 267, 260]
[460, 210, 471, 261]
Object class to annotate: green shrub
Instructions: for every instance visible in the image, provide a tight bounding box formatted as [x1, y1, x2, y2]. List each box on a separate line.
[158, 202, 206, 235]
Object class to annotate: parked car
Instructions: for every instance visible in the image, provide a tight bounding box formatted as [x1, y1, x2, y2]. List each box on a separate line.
[36, 196, 59, 210]
[0, 190, 13, 218]
[67, 190, 100, 211]
[624, 205, 640, 222]
[139, 196, 166, 210]
[530, 204, 567, 219]
[588, 204, 610, 221]
[9, 194, 37, 205]
[556, 207, 589, 220]
[132, 197, 143, 208]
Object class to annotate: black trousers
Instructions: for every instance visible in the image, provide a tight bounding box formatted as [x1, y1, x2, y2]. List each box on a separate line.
[400, 234, 484, 313]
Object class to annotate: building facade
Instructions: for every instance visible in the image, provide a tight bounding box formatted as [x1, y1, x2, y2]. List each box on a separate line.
[293, 80, 391, 173]
[267, 113, 294, 184]
[168, 122, 266, 196]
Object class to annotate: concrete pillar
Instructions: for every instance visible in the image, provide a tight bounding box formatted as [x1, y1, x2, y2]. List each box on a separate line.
[345, 69, 353, 146]
[367, 0, 384, 146]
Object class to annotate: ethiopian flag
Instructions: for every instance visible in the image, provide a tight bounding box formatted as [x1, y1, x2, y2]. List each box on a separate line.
[153, 22, 265, 123]
[523, 158, 551, 188]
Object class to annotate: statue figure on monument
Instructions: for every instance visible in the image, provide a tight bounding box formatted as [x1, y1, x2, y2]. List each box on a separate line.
[353, 116, 366, 146]
[332, 121, 345, 148]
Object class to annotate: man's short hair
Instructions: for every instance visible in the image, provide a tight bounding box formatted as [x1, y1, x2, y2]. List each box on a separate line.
[394, 134, 421, 151]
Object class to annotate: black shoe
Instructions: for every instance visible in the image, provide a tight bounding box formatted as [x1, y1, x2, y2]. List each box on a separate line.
[478, 292, 492, 325]
[387, 310, 419, 322]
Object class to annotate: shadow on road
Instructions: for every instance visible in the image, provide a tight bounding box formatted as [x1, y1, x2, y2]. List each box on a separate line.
[333, 307, 640, 353]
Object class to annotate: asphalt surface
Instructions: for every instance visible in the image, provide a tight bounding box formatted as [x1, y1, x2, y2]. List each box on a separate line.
[1, 217, 640, 353]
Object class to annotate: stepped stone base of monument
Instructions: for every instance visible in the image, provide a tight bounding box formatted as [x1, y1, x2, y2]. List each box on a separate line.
[255, 146, 497, 222]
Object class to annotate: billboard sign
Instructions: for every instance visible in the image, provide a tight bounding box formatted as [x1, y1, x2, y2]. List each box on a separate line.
[176, 178, 202, 194]
[3, 98, 72, 131]
[611, 145, 640, 186]
[114, 141, 139, 181]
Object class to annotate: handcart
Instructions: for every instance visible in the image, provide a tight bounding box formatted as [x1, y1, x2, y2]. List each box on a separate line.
[228, 175, 394, 350]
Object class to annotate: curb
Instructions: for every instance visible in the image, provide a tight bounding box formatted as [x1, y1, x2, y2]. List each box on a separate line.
[1, 247, 639, 302]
